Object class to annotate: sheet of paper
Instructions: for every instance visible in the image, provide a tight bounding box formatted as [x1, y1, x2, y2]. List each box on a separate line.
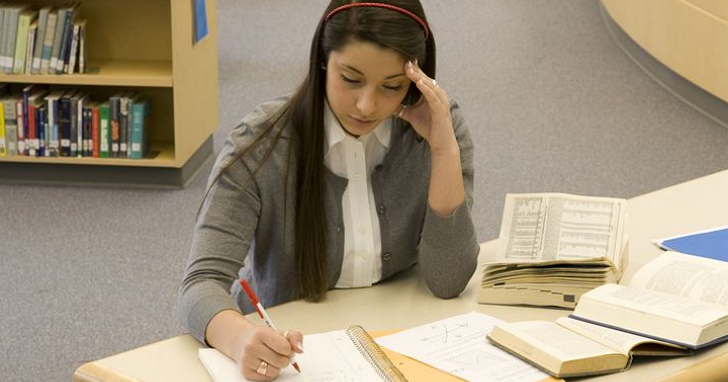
[375, 312, 550, 382]
[199, 330, 382, 382]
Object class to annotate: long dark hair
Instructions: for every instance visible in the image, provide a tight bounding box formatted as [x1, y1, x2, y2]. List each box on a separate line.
[203, 0, 436, 301]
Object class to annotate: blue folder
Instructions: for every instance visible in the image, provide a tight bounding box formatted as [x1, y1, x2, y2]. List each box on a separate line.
[655, 226, 728, 262]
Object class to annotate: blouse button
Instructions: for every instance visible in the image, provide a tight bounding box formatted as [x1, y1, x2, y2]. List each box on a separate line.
[382, 253, 392, 262]
[377, 205, 386, 214]
[375, 164, 383, 172]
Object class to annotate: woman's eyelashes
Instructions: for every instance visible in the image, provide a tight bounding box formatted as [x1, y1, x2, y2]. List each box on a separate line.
[341, 75, 403, 92]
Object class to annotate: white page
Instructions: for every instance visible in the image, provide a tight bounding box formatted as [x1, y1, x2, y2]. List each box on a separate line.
[199, 330, 382, 382]
[629, 251, 728, 305]
[375, 312, 549, 382]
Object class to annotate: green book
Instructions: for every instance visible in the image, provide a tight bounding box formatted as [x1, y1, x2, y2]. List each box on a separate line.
[12, 9, 36, 74]
[130, 100, 150, 159]
[98, 101, 110, 158]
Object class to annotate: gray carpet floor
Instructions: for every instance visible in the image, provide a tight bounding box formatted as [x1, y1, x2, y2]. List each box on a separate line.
[2, 1, 728, 381]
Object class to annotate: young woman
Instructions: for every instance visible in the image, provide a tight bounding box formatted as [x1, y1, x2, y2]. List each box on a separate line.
[178, 0, 478, 380]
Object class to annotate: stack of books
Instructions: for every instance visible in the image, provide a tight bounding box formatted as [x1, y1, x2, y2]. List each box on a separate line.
[0, 2, 87, 75]
[478, 193, 629, 308]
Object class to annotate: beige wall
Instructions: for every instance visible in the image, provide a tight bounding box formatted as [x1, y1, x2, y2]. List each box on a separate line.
[601, 0, 728, 103]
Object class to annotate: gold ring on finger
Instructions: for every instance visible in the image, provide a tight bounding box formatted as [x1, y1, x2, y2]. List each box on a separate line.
[257, 360, 268, 375]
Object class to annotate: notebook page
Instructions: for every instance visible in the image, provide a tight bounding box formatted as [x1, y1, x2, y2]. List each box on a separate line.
[199, 330, 383, 382]
[375, 312, 549, 382]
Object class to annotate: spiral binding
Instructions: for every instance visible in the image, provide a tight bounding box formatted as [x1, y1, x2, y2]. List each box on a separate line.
[346, 325, 409, 382]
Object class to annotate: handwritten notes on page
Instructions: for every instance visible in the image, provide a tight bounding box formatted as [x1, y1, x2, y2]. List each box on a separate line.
[199, 330, 382, 382]
[375, 311, 550, 382]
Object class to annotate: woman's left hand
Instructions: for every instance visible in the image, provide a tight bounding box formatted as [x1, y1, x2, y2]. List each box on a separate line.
[396, 61, 458, 155]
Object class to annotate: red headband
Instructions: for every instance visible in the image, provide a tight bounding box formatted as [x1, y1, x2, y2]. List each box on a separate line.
[324, 2, 429, 39]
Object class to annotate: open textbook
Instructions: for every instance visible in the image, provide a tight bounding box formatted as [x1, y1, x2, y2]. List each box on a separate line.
[199, 326, 407, 382]
[479, 193, 628, 308]
[487, 316, 691, 378]
[571, 251, 728, 349]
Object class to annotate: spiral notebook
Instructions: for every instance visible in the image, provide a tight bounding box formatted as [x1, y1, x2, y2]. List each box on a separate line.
[198, 325, 408, 382]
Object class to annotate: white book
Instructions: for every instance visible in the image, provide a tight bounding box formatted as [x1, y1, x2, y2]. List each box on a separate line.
[31, 6, 52, 74]
[571, 251, 728, 349]
[25, 21, 37, 74]
[40, 10, 57, 74]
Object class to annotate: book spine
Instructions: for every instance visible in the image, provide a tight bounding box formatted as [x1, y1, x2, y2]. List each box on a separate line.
[31, 8, 49, 74]
[99, 103, 109, 158]
[28, 103, 36, 156]
[130, 102, 148, 159]
[92, 105, 99, 158]
[59, 96, 71, 156]
[4, 100, 17, 156]
[49, 9, 67, 73]
[16, 99, 25, 156]
[119, 96, 129, 158]
[4, 8, 19, 74]
[12, 12, 31, 74]
[66, 23, 79, 74]
[109, 96, 120, 158]
[37, 106, 45, 157]
[0, 103, 5, 157]
[70, 96, 78, 157]
[82, 106, 90, 156]
[25, 23, 36, 74]
[56, 9, 74, 74]
[40, 12, 56, 74]
[47, 96, 58, 157]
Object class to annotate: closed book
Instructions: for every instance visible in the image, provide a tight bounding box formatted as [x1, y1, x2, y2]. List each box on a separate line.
[130, 100, 151, 159]
[15, 99, 25, 155]
[109, 94, 121, 158]
[56, 4, 78, 74]
[118, 92, 136, 158]
[98, 101, 109, 158]
[66, 20, 84, 74]
[40, 10, 57, 74]
[31, 6, 51, 74]
[2, 5, 25, 73]
[59, 92, 73, 156]
[3, 98, 19, 156]
[12, 9, 36, 74]
[0, 101, 5, 157]
[36, 105, 46, 157]
[49, 7, 68, 73]
[45, 91, 64, 157]
[91, 103, 99, 157]
[24, 20, 37, 74]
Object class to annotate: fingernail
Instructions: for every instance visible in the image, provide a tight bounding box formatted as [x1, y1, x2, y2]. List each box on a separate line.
[414, 58, 418, 66]
[297, 342, 304, 352]
[407, 61, 413, 69]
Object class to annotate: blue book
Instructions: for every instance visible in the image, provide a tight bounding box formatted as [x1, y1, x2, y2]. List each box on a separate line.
[654, 225, 728, 262]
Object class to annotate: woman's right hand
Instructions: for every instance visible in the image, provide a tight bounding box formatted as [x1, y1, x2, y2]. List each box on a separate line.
[236, 326, 304, 381]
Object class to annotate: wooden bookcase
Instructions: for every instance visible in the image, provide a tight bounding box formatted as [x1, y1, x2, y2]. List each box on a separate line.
[0, 0, 219, 187]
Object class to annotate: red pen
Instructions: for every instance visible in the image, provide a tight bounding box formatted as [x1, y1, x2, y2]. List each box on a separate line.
[240, 278, 301, 373]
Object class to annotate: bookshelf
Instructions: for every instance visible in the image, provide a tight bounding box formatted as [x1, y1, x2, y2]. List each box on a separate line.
[0, 0, 219, 188]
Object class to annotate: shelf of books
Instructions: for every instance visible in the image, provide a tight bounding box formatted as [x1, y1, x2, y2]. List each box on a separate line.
[0, 0, 219, 187]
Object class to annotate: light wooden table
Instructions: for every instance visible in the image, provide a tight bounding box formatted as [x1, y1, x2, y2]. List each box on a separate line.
[74, 169, 728, 382]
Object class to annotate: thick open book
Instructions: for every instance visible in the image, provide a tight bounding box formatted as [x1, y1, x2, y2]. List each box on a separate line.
[487, 316, 691, 378]
[570, 251, 728, 350]
[479, 193, 628, 308]
[199, 325, 407, 382]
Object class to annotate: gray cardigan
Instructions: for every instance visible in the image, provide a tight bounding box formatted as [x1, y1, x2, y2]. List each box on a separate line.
[178, 95, 479, 343]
